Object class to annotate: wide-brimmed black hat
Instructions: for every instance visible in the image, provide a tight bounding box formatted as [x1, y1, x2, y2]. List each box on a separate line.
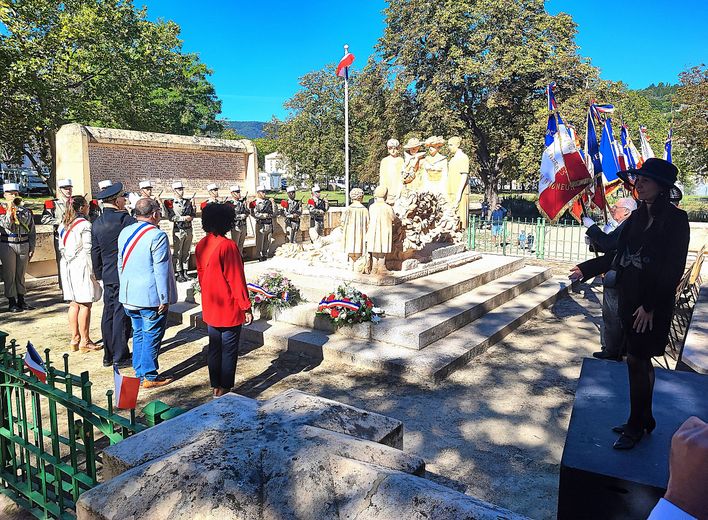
[617, 157, 678, 188]
[95, 181, 125, 200]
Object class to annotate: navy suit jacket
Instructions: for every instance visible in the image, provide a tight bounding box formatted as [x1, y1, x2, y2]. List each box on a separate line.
[91, 208, 136, 285]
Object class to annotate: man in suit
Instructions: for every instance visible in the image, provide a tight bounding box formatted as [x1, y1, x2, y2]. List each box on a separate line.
[581, 197, 637, 360]
[91, 182, 134, 368]
[118, 198, 177, 388]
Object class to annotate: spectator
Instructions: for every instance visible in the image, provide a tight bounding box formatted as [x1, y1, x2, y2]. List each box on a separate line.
[196, 203, 253, 398]
[117, 198, 176, 388]
[92, 182, 134, 368]
[570, 159, 690, 450]
[58, 196, 102, 353]
[648, 416, 708, 519]
[581, 197, 637, 361]
[481, 199, 490, 221]
[490, 202, 507, 246]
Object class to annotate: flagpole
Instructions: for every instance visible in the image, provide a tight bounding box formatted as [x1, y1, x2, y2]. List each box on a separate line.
[343, 44, 350, 208]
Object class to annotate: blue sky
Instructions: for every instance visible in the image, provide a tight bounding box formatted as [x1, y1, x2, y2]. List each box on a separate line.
[141, 0, 707, 122]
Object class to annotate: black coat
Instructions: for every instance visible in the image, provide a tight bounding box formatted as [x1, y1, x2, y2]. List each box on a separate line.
[585, 220, 627, 254]
[579, 201, 690, 356]
[91, 208, 136, 285]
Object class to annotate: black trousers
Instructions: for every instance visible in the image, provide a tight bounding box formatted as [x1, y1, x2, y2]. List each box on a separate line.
[101, 283, 132, 364]
[207, 324, 242, 389]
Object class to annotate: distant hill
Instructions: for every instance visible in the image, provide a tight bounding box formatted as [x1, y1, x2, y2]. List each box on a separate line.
[223, 120, 266, 139]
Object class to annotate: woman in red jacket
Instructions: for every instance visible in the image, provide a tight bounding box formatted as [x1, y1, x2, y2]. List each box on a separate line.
[196, 203, 253, 397]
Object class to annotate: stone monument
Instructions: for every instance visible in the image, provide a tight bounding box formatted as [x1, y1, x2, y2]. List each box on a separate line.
[401, 138, 425, 192]
[447, 136, 471, 229]
[420, 136, 448, 197]
[378, 138, 405, 203]
[367, 186, 395, 275]
[342, 187, 369, 270]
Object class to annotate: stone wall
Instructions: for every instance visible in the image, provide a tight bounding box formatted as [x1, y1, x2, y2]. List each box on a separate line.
[55, 124, 258, 198]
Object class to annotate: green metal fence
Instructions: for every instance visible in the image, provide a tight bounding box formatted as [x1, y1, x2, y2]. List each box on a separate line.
[467, 215, 596, 263]
[0, 332, 145, 519]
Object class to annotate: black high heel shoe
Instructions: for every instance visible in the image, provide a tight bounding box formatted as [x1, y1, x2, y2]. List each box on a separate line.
[611, 416, 656, 435]
[613, 429, 644, 449]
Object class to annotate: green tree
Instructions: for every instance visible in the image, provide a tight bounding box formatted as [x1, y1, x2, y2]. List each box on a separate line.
[0, 0, 222, 189]
[377, 0, 599, 205]
[673, 65, 707, 187]
[275, 66, 345, 188]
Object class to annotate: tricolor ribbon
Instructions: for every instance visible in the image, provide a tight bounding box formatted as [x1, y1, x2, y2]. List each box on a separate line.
[59, 217, 87, 246]
[247, 283, 275, 298]
[120, 222, 157, 271]
[319, 299, 361, 311]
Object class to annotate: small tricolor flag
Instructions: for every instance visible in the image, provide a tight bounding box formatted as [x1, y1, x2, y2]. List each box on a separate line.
[336, 52, 355, 79]
[24, 342, 46, 383]
[639, 125, 655, 162]
[113, 367, 140, 410]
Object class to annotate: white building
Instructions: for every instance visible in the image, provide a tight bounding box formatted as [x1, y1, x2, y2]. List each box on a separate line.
[260, 151, 292, 190]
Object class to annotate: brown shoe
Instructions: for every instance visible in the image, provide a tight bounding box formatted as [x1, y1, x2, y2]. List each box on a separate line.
[79, 342, 103, 353]
[142, 377, 173, 389]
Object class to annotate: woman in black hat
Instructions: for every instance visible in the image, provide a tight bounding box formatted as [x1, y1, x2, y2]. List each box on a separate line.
[571, 158, 690, 449]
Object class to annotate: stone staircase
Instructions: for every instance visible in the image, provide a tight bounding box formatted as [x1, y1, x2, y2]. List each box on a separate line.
[181, 254, 568, 383]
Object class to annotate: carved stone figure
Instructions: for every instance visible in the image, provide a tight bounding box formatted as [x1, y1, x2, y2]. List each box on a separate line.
[401, 138, 426, 192]
[367, 186, 395, 275]
[378, 139, 405, 203]
[342, 188, 369, 269]
[446, 136, 470, 229]
[420, 136, 448, 197]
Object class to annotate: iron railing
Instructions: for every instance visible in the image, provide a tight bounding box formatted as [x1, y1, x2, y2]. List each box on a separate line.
[0, 332, 148, 519]
[467, 215, 596, 263]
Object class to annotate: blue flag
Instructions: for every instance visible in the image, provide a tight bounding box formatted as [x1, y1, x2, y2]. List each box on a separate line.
[586, 110, 602, 175]
[599, 118, 620, 185]
[664, 128, 673, 163]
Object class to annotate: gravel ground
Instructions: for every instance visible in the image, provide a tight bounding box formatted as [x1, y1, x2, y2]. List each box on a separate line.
[1, 280, 606, 520]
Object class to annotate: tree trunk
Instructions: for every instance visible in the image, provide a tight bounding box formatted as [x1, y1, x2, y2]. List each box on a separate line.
[482, 170, 499, 208]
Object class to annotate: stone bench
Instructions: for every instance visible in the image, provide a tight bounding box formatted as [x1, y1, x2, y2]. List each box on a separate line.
[677, 282, 708, 374]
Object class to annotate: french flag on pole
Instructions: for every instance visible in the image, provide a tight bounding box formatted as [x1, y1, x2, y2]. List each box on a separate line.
[336, 52, 355, 79]
[24, 342, 46, 383]
[113, 367, 140, 410]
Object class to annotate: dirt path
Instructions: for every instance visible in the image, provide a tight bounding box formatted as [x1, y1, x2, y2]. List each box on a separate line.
[1, 281, 606, 520]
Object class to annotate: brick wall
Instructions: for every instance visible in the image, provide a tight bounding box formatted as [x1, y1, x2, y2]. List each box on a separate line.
[87, 143, 248, 195]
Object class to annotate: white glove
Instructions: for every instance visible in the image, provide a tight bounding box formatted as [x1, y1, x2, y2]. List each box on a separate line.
[584, 236, 591, 245]
[582, 217, 596, 228]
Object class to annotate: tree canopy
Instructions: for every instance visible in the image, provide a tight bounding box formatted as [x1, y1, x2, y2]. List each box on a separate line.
[0, 0, 222, 186]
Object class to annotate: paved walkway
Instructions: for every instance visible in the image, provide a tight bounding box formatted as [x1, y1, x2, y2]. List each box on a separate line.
[1, 280, 608, 520]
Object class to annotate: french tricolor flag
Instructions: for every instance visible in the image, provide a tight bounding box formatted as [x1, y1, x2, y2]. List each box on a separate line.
[113, 367, 140, 410]
[24, 342, 46, 383]
[336, 52, 355, 78]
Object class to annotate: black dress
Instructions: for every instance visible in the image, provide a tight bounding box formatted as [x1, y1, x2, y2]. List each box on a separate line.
[579, 200, 690, 358]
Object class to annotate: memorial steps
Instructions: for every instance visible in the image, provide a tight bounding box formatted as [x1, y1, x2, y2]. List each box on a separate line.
[180, 254, 569, 383]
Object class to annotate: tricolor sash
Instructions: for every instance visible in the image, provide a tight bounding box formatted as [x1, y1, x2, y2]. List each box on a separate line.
[120, 222, 157, 271]
[247, 283, 275, 298]
[59, 218, 87, 247]
[319, 299, 361, 311]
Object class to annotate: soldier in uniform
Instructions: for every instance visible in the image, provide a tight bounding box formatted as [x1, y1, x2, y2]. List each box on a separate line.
[163, 181, 195, 282]
[1, 183, 36, 312]
[227, 185, 249, 252]
[306, 184, 329, 243]
[281, 185, 302, 244]
[250, 185, 274, 261]
[41, 178, 74, 289]
[200, 183, 221, 211]
[94, 180, 113, 214]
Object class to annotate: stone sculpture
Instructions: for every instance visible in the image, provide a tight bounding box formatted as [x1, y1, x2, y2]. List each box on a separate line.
[378, 139, 405, 203]
[391, 190, 462, 252]
[342, 188, 369, 269]
[446, 136, 471, 229]
[401, 138, 426, 192]
[420, 136, 448, 197]
[367, 186, 395, 275]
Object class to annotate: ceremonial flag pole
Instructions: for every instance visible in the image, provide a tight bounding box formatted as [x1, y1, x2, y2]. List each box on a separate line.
[336, 45, 355, 208]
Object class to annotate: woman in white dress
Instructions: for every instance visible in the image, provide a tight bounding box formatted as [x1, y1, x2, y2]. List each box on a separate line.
[58, 196, 102, 353]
